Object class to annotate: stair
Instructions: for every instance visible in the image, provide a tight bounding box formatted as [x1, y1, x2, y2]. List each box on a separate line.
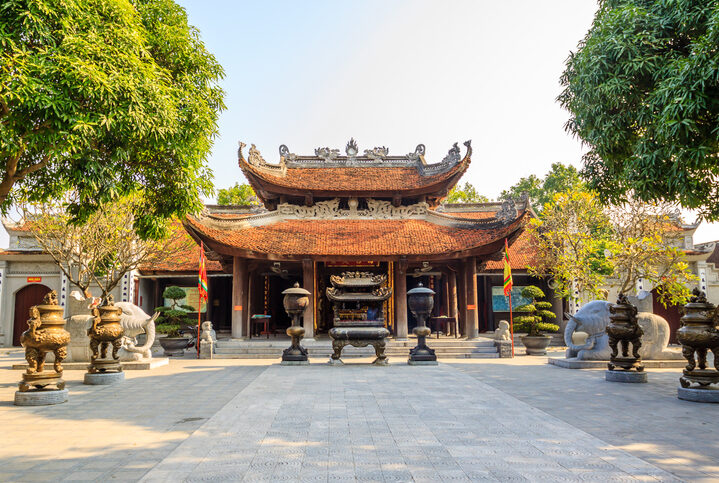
[213, 337, 499, 359]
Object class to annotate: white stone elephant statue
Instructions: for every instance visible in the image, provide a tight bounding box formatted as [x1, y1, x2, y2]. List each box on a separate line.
[564, 300, 682, 360]
[65, 291, 158, 362]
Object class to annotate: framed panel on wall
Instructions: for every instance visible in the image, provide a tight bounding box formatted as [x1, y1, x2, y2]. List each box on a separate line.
[491, 286, 531, 312]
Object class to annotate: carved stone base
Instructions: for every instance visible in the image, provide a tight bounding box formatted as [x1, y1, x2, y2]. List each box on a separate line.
[87, 359, 123, 374]
[19, 371, 65, 392]
[679, 369, 719, 389]
[408, 339, 437, 364]
[605, 370, 647, 383]
[330, 338, 388, 365]
[608, 357, 644, 372]
[15, 388, 68, 406]
[84, 371, 125, 385]
[678, 386, 719, 403]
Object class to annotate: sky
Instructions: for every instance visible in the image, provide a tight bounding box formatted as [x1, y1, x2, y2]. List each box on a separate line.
[174, 0, 719, 243]
[4, 1, 719, 245]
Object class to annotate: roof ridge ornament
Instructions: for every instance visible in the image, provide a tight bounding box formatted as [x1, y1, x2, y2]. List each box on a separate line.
[345, 138, 359, 157]
[314, 146, 340, 162]
[496, 197, 518, 224]
[406, 144, 426, 162]
[363, 146, 388, 160]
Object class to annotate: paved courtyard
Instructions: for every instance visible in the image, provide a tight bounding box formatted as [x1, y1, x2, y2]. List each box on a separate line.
[0, 348, 717, 482]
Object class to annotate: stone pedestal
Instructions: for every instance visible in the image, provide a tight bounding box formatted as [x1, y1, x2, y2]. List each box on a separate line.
[678, 386, 719, 403]
[14, 389, 68, 406]
[605, 370, 647, 383]
[200, 340, 214, 359]
[84, 371, 125, 385]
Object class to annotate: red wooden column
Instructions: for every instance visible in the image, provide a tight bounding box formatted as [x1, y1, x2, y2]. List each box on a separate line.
[232, 256, 247, 339]
[457, 264, 466, 337]
[448, 270, 458, 335]
[394, 258, 408, 340]
[302, 259, 315, 339]
[465, 257, 479, 339]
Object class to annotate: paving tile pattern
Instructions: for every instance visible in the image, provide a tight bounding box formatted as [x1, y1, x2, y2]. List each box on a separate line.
[0, 354, 264, 482]
[453, 355, 719, 481]
[143, 363, 680, 482]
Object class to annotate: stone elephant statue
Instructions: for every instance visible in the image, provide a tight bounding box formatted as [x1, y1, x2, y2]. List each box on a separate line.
[65, 291, 158, 362]
[565, 300, 682, 360]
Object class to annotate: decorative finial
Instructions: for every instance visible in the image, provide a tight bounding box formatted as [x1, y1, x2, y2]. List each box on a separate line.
[345, 138, 358, 156]
[293, 282, 300, 288]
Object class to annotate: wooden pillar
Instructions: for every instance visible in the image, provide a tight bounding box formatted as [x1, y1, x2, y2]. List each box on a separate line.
[243, 269, 251, 336]
[232, 256, 247, 338]
[448, 270, 458, 321]
[457, 265, 466, 337]
[465, 257, 479, 339]
[394, 258, 408, 340]
[302, 259, 315, 339]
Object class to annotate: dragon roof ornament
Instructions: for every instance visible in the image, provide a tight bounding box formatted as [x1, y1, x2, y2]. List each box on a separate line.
[239, 139, 471, 175]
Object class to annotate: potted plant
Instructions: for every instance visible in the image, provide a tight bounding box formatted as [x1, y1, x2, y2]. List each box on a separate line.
[514, 285, 559, 355]
[155, 286, 195, 356]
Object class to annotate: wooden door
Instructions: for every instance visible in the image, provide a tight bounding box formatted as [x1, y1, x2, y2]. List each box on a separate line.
[13, 284, 52, 346]
[652, 289, 682, 344]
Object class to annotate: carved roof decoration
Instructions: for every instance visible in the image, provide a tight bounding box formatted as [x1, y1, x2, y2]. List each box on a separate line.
[238, 140, 472, 208]
[330, 272, 387, 288]
[183, 197, 529, 261]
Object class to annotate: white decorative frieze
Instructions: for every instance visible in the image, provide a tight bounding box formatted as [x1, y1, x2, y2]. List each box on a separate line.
[277, 199, 430, 220]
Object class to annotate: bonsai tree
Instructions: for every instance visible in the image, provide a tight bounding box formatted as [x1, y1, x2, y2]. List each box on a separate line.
[514, 286, 559, 336]
[155, 286, 195, 338]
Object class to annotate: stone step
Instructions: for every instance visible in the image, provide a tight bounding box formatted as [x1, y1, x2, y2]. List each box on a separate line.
[210, 352, 500, 360]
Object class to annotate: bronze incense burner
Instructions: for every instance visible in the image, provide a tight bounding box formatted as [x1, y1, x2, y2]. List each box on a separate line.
[281, 282, 310, 364]
[606, 294, 644, 372]
[18, 291, 70, 392]
[678, 289, 719, 389]
[407, 282, 437, 365]
[87, 295, 124, 374]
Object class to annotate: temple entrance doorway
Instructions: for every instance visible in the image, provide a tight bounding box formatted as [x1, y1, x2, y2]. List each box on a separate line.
[13, 284, 52, 346]
[315, 262, 392, 336]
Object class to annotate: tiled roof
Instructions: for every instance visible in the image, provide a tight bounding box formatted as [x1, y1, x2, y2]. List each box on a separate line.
[184, 215, 526, 258]
[139, 223, 222, 274]
[242, 163, 469, 193]
[707, 244, 719, 267]
[484, 229, 537, 271]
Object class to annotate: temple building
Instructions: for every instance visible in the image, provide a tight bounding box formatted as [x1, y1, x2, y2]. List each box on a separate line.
[182, 139, 537, 341]
[2, 139, 717, 349]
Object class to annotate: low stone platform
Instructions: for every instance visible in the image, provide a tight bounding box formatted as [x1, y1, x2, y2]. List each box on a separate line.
[12, 358, 169, 371]
[84, 371, 125, 385]
[678, 386, 719, 403]
[606, 369, 648, 383]
[14, 388, 68, 406]
[548, 357, 685, 369]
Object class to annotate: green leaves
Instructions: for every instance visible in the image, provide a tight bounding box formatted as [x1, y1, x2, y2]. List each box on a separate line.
[445, 182, 489, 204]
[1, 0, 225, 237]
[216, 183, 261, 206]
[560, 0, 719, 219]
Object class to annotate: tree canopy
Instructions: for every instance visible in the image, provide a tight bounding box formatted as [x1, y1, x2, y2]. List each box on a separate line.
[529, 190, 694, 307]
[22, 194, 195, 299]
[559, 0, 719, 220]
[216, 183, 261, 206]
[445, 182, 489, 204]
[1, 0, 225, 238]
[500, 163, 584, 212]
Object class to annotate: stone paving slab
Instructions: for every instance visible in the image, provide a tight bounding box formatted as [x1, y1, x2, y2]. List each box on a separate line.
[142, 363, 681, 482]
[0, 355, 265, 482]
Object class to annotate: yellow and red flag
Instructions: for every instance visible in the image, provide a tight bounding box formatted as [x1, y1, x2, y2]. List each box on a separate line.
[503, 239, 513, 296]
[198, 242, 208, 303]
